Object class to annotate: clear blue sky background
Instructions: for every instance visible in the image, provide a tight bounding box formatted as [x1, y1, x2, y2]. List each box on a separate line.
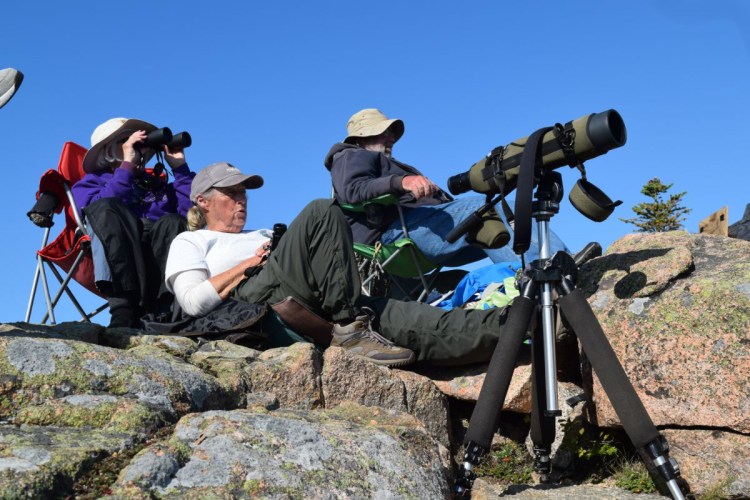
[2, 1, 748, 324]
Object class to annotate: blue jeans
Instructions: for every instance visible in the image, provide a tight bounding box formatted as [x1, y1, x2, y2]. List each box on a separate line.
[380, 196, 569, 268]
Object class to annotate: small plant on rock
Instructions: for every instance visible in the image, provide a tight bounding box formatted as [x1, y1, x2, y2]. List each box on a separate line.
[559, 419, 619, 482]
[474, 440, 533, 484]
[612, 457, 656, 494]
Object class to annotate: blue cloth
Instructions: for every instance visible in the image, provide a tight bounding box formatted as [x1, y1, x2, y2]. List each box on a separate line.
[380, 196, 569, 268]
[437, 261, 521, 310]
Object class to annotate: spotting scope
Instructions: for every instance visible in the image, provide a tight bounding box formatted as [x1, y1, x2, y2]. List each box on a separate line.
[447, 109, 626, 196]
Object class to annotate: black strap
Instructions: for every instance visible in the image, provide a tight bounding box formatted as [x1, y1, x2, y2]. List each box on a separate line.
[513, 127, 553, 255]
[480, 146, 506, 193]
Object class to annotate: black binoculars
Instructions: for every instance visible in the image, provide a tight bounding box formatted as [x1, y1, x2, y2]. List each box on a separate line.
[138, 127, 192, 151]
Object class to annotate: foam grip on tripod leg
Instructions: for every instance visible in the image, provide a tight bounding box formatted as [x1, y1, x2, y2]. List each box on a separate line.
[558, 289, 659, 448]
[464, 296, 536, 450]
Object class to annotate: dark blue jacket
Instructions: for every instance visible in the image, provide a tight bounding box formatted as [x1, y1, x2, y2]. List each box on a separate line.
[324, 143, 451, 244]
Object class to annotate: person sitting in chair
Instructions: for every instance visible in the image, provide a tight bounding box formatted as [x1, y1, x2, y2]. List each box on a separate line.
[324, 108, 569, 268]
[165, 162, 515, 367]
[72, 118, 195, 328]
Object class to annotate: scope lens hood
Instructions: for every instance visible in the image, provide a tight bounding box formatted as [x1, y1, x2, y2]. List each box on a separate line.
[569, 179, 623, 222]
[587, 110, 627, 153]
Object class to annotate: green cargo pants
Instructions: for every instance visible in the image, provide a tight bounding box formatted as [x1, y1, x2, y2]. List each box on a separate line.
[236, 199, 509, 365]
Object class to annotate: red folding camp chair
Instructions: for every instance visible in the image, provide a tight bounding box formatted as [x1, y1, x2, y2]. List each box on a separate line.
[25, 141, 108, 324]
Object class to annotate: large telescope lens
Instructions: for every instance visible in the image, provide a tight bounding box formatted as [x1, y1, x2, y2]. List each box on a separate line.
[447, 109, 626, 196]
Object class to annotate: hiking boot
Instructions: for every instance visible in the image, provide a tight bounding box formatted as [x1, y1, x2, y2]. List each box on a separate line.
[332, 311, 415, 368]
[107, 293, 140, 328]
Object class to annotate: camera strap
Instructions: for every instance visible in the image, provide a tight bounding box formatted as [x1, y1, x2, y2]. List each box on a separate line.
[513, 126, 553, 255]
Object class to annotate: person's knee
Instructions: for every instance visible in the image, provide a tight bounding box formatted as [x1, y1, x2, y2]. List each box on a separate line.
[87, 197, 130, 214]
[295, 198, 344, 228]
[304, 198, 336, 216]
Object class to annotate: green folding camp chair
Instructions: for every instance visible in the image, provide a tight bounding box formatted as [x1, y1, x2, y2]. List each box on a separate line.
[339, 194, 441, 302]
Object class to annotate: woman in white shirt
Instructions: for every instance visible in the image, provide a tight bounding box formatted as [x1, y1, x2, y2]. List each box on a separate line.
[165, 162, 511, 367]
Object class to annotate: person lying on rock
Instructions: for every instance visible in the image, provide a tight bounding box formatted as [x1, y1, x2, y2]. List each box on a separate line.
[164, 162, 512, 367]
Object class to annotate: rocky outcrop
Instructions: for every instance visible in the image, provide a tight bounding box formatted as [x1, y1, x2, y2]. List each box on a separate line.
[578, 231, 750, 497]
[111, 404, 451, 498]
[728, 203, 750, 240]
[1, 231, 748, 497]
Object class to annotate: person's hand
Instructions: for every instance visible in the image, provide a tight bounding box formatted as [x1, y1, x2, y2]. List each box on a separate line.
[247, 240, 271, 268]
[402, 175, 439, 200]
[164, 144, 187, 169]
[122, 130, 148, 165]
[256, 240, 271, 259]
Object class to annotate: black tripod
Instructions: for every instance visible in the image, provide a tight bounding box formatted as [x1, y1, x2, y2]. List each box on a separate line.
[453, 174, 686, 499]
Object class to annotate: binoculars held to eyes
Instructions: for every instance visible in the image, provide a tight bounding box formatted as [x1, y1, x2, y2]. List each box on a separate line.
[137, 127, 192, 151]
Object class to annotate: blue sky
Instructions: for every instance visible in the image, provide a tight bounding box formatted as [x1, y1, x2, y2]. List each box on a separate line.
[2, 1, 748, 323]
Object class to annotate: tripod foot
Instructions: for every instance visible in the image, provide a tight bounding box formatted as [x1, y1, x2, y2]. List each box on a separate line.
[639, 435, 687, 500]
[533, 445, 552, 483]
[454, 441, 485, 496]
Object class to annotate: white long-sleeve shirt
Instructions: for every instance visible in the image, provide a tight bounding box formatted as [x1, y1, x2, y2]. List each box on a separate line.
[165, 228, 271, 316]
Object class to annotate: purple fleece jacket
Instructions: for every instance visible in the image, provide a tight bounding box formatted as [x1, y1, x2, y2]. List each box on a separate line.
[72, 162, 195, 220]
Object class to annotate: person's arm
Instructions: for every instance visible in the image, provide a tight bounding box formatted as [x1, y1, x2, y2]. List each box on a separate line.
[167, 234, 270, 315]
[165, 146, 196, 216]
[171, 269, 223, 317]
[73, 131, 148, 210]
[331, 149, 407, 203]
[166, 229, 271, 313]
[171, 252, 267, 316]
[207, 254, 263, 300]
[71, 166, 138, 210]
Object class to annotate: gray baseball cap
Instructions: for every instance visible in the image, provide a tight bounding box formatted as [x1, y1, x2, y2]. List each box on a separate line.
[190, 162, 264, 202]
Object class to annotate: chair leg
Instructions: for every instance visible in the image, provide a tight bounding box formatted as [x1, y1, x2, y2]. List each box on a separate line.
[26, 228, 51, 323]
[38, 256, 56, 325]
[42, 259, 93, 324]
[25, 259, 43, 323]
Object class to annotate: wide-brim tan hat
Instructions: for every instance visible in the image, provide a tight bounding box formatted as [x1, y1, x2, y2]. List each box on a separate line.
[343, 108, 404, 144]
[82, 117, 157, 173]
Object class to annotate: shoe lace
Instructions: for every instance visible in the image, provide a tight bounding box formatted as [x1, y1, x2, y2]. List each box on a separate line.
[358, 307, 395, 347]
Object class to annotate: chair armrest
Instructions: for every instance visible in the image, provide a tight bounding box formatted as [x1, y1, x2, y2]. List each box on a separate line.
[339, 194, 399, 213]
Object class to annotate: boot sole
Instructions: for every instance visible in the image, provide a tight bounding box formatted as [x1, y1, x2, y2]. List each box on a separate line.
[353, 352, 416, 368]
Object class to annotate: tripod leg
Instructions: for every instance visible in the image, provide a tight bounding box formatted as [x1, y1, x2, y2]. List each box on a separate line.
[455, 292, 537, 495]
[530, 315, 556, 482]
[558, 288, 685, 500]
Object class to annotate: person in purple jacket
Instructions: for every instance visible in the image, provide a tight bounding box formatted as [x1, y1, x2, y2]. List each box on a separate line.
[72, 118, 195, 327]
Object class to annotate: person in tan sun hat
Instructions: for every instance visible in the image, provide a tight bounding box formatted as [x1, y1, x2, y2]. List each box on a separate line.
[324, 108, 569, 269]
[72, 117, 196, 328]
